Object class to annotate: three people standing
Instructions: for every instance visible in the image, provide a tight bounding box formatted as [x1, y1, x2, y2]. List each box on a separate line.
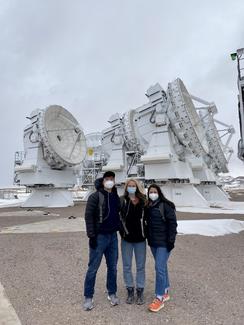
[83, 171, 177, 313]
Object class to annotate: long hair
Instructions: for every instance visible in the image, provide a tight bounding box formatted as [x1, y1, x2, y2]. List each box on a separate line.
[124, 178, 146, 203]
[147, 184, 175, 210]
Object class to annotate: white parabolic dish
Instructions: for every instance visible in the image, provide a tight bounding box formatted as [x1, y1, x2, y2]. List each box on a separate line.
[39, 105, 86, 168]
[204, 113, 229, 173]
[168, 78, 209, 157]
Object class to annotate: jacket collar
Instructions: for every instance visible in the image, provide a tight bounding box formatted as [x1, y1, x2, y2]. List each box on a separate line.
[149, 198, 161, 207]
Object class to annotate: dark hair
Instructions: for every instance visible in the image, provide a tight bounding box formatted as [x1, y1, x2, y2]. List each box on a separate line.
[103, 171, 115, 179]
[147, 184, 175, 210]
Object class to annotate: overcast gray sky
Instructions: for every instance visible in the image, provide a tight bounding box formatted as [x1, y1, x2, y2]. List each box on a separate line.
[0, 0, 243, 187]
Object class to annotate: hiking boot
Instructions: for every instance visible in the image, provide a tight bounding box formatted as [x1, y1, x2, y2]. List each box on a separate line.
[135, 288, 145, 305]
[126, 287, 134, 304]
[107, 294, 119, 306]
[148, 298, 164, 312]
[163, 293, 170, 302]
[83, 297, 94, 311]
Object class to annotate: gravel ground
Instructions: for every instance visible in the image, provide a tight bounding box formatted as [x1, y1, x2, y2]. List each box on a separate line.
[0, 204, 244, 325]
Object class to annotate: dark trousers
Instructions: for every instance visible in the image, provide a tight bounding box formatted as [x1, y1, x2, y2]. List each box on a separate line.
[84, 232, 118, 298]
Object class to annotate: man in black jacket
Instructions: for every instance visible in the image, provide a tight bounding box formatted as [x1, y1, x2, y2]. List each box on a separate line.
[83, 171, 121, 311]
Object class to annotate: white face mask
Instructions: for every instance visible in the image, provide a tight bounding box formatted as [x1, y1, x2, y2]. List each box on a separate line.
[149, 193, 159, 201]
[104, 180, 114, 189]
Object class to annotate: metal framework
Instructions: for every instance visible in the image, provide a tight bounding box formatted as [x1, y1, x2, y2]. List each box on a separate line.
[235, 48, 244, 160]
[190, 95, 234, 173]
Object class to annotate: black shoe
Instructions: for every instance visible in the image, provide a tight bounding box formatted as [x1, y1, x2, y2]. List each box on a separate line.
[136, 288, 145, 305]
[126, 287, 134, 304]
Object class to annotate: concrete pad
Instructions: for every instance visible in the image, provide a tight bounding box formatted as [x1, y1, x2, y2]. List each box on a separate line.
[0, 217, 85, 234]
[1, 217, 244, 237]
[0, 282, 22, 325]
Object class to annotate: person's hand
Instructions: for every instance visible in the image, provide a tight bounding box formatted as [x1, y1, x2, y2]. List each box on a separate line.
[89, 237, 97, 249]
[166, 242, 174, 252]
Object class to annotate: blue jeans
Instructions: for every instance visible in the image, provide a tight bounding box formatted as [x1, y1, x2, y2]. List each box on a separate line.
[121, 239, 146, 288]
[84, 232, 118, 298]
[150, 246, 170, 296]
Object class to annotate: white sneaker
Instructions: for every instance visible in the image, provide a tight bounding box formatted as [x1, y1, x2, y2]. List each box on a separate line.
[107, 294, 119, 306]
[83, 297, 94, 311]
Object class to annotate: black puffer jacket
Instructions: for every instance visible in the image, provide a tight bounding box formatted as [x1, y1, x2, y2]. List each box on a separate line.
[85, 178, 121, 238]
[120, 196, 146, 243]
[145, 199, 177, 248]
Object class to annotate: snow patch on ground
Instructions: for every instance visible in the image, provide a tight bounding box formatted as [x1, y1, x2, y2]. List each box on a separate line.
[178, 219, 244, 236]
[177, 206, 244, 214]
[0, 198, 27, 208]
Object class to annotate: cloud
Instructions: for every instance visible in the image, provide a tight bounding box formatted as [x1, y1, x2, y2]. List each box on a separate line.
[0, 0, 244, 186]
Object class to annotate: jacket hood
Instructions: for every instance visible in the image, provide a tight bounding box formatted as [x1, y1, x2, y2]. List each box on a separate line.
[94, 177, 118, 194]
[149, 198, 161, 207]
[94, 177, 104, 190]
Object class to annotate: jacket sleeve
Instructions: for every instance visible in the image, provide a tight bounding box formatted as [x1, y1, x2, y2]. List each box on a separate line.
[143, 207, 149, 239]
[119, 196, 124, 213]
[164, 204, 178, 244]
[118, 196, 126, 237]
[85, 192, 98, 238]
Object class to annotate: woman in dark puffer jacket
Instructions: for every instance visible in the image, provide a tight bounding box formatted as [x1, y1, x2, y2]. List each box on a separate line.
[120, 178, 147, 305]
[145, 184, 177, 313]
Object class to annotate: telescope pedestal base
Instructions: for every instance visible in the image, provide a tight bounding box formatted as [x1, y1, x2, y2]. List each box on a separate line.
[160, 183, 209, 207]
[196, 184, 229, 203]
[21, 188, 74, 208]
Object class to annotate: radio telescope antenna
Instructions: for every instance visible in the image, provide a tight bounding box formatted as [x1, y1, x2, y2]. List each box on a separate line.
[189, 95, 235, 174]
[167, 78, 209, 158]
[40, 105, 85, 167]
[15, 105, 86, 207]
[77, 78, 234, 207]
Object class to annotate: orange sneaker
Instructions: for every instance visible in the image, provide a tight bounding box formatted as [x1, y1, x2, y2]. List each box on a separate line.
[163, 293, 170, 302]
[148, 298, 164, 312]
